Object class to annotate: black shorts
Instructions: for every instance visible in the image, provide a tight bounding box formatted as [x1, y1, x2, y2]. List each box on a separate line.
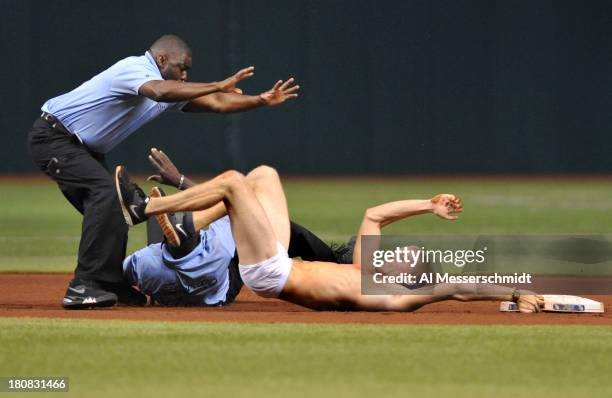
[223, 252, 244, 304]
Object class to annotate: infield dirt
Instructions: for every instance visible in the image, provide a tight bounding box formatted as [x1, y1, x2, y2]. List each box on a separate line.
[1, 273, 611, 325]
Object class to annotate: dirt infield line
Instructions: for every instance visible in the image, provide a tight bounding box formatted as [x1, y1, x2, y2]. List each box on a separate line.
[1, 273, 611, 325]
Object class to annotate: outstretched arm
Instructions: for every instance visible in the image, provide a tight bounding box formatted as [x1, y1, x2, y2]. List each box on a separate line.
[139, 66, 255, 102]
[182, 78, 299, 113]
[384, 283, 544, 313]
[433, 283, 543, 312]
[352, 195, 463, 266]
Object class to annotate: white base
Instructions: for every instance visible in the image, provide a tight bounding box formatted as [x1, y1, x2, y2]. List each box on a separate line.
[500, 295, 604, 313]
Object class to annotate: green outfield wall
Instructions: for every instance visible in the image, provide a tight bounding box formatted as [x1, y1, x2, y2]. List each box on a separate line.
[2, 0, 610, 174]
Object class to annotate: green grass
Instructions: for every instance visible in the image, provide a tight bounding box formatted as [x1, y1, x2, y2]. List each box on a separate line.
[1, 177, 611, 272]
[1, 318, 611, 398]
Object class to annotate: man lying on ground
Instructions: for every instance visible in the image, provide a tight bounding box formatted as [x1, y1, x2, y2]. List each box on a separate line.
[116, 165, 544, 312]
[121, 150, 353, 306]
[145, 148, 354, 263]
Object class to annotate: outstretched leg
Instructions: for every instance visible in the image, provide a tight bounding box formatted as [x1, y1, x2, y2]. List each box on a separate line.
[244, 166, 290, 249]
[159, 166, 291, 249]
[140, 166, 293, 266]
[143, 168, 291, 265]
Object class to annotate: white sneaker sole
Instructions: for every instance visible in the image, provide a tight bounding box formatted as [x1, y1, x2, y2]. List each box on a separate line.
[150, 187, 181, 247]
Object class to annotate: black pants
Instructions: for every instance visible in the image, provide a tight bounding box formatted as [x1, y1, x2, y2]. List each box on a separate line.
[27, 117, 128, 284]
[287, 221, 337, 262]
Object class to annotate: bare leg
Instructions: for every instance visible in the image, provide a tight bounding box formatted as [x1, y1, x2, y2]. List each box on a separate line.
[173, 166, 290, 249]
[145, 170, 278, 265]
[192, 202, 227, 230]
[245, 166, 290, 249]
[145, 171, 233, 215]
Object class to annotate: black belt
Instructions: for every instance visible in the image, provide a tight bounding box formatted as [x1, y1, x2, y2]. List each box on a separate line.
[40, 112, 83, 144]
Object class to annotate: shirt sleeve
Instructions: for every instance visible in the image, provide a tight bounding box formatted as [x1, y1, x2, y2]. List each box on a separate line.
[111, 60, 161, 96]
[122, 254, 139, 287]
[122, 244, 176, 295]
[168, 101, 189, 112]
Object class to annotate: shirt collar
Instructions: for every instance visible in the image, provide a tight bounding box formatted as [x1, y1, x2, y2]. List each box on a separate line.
[145, 51, 156, 67]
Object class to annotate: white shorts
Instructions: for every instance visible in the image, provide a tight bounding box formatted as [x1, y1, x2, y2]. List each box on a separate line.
[238, 242, 292, 298]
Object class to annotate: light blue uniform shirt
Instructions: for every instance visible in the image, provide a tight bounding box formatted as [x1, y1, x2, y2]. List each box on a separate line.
[41, 51, 185, 154]
[122, 216, 237, 306]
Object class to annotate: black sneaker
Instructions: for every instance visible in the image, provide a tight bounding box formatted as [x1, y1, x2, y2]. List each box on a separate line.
[332, 236, 356, 264]
[62, 280, 118, 309]
[115, 165, 149, 226]
[99, 282, 147, 307]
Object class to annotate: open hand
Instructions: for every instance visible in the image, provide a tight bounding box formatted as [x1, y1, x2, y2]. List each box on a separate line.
[431, 194, 463, 220]
[259, 78, 300, 106]
[219, 66, 255, 94]
[147, 148, 182, 188]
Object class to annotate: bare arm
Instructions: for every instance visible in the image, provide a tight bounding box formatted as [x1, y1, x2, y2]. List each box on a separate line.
[387, 283, 544, 313]
[447, 284, 544, 313]
[183, 78, 300, 113]
[182, 92, 264, 113]
[138, 66, 255, 102]
[352, 195, 463, 265]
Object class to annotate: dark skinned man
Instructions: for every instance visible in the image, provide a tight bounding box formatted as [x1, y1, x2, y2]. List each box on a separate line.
[28, 34, 299, 309]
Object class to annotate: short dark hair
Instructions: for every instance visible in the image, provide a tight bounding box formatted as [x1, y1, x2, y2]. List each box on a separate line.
[150, 34, 191, 55]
